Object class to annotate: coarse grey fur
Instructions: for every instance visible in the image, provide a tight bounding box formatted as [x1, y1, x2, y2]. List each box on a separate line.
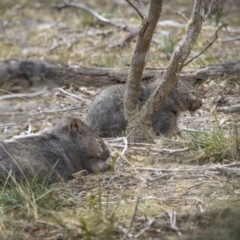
[87, 78, 202, 137]
[0, 117, 110, 184]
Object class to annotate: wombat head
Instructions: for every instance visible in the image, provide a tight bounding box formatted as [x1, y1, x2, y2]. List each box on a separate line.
[52, 117, 111, 173]
[172, 79, 202, 112]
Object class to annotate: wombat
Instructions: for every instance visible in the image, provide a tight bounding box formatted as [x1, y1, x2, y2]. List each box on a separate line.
[0, 117, 111, 184]
[87, 78, 202, 137]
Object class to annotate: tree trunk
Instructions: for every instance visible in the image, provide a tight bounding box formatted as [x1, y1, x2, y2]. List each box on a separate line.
[140, 0, 205, 127]
[124, 0, 163, 142]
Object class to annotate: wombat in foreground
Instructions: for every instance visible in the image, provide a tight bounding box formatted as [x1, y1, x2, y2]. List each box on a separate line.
[0, 117, 111, 184]
[87, 78, 202, 137]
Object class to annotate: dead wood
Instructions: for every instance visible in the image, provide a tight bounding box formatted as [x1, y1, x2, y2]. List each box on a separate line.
[37, 1, 129, 31]
[0, 58, 160, 94]
[217, 104, 240, 113]
[0, 58, 240, 94]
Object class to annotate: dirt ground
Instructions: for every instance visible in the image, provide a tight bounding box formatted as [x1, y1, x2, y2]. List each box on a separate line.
[0, 0, 240, 239]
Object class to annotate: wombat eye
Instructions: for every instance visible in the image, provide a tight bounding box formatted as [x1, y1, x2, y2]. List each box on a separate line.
[11, 81, 21, 87]
[191, 90, 195, 95]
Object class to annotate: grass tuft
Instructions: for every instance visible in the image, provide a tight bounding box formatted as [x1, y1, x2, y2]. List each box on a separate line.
[179, 116, 240, 163]
[0, 175, 65, 219]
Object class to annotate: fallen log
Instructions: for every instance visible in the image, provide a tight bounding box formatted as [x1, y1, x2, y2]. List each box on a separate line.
[0, 58, 239, 93]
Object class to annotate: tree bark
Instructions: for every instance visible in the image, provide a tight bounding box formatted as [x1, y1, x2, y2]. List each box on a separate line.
[140, 0, 205, 127]
[124, 0, 163, 142]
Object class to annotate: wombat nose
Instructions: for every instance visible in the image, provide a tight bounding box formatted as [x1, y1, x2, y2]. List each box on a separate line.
[96, 139, 110, 159]
[190, 99, 202, 111]
[103, 146, 110, 159]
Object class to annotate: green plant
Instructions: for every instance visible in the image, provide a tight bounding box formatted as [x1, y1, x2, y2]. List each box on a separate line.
[163, 34, 176, 59]
[0, 174, 64, 219]
[80, 12, 98, 28]
[76, 186, 120, 239]
[179, 116, 240, 163]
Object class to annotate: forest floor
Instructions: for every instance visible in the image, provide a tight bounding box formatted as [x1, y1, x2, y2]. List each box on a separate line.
[0, 0, 240, 239]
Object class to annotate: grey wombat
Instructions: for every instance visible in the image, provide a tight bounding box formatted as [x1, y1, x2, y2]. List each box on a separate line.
[87, 78, 202, 137]
[0, 117, 111, 184]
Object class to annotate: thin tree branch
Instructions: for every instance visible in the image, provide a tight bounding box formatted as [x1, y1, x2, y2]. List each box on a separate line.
[184, 25, 223, 66]
[126, 0, 144, 20]
[140, 0, 204, 126]
[204, 0, 215, 20]
[37, 0, 129, 31]
[164, 3, 188, 22]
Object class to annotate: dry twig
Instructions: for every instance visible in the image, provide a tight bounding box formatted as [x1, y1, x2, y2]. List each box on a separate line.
[121, 197, 140, 240]
[184, 25, 223, 66]
[220, 36, 240, 42]
[164, 3, 188, 22]
[134, 218, 155, 238]
[0, 89, 46, 101]
[168, 210, 181, 236]
[54, 88, 91, 102]
[126, 0, 144, 20]
[40, 0, 129, 31]
[216, 104, 240, 113]
[116, 137, 128, 162]
[135, 164, 238, 172]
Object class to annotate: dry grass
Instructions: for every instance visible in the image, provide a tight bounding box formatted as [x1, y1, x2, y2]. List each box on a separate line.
[0, 0, 240, 239]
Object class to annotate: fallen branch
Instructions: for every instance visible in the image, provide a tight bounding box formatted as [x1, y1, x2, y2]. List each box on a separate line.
[116, 137, 128, 162]
[0, 107, 85, 117]
[216, 104, 240, 113]
[220, 36, 240, 43]
[109, 143, 188, 154]
[168, 210, 181, 236]
[1, 59, 240, 91]
[0, 89, 46, 101]
[134, 218, 155, 238]
[136, 163, 240, 172]
[41, 0, 129, 31]
[53, 88, 91, 102]
[216, 167, 240, 176]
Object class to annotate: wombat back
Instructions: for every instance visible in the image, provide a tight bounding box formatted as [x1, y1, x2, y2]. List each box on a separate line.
[87, 85, 126, 137]
[87, 78, 202, 138]
[0, 117, 111, 184]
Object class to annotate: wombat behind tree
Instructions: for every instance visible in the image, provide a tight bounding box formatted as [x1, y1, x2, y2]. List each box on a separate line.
[87, 78, 202, 137]
[0, 117, 111, 184]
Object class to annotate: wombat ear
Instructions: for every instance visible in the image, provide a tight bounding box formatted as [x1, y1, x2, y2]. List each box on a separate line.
[69, 118, 84, 133]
